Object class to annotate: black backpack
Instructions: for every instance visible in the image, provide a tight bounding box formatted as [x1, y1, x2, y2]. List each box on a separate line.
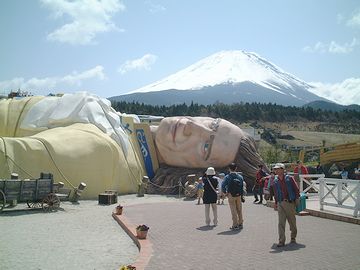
[227, 173, 244, 197]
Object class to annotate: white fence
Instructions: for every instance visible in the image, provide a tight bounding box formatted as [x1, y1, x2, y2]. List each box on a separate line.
[299, 174, 324, 195]
[319, 178, 360, 217]
[298, 174, 360, 217]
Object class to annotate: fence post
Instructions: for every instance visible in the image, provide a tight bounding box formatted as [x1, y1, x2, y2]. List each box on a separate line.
[319, 178, 324, 211]
[137, 176, 148, 197]
[354, 183, 360, 217]
[299, 175, 303, 193]
[337, 181, 342, 205]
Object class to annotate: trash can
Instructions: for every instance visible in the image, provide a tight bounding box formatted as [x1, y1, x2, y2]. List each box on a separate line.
[296, 192, 306, 213]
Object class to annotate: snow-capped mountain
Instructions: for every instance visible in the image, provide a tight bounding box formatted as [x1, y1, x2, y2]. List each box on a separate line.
[111, 50, 329, 106]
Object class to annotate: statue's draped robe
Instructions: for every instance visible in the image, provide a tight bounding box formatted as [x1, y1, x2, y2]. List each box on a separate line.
[0, 93, 146, 199]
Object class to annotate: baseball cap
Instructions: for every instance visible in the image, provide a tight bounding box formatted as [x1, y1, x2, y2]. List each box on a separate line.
[273, 163, 285, 169]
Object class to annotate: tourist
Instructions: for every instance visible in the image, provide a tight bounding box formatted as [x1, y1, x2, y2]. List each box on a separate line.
[202, 167, 219, 226]
[217, 173, 225, 205]
[254, 164, 267, 204]
[354, 164, 360, 180]
[272, 163, 300, 247]
[196, 177, 204, 204]
[263, 170, 275, 201]
[222, 163, 245, 230]
[294, 160, 309, 191]
[316, 162, 324, 174]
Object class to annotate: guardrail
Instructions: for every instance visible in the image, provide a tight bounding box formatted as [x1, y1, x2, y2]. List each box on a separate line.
[319, 178, 360, 217]
[298, 174, 360, 217]
[298, 174, 325, 194]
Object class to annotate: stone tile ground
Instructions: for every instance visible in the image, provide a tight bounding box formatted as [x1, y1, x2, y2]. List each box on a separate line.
[124, 198, 360, 270]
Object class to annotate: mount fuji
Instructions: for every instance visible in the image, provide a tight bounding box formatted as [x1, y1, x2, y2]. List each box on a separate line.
[110, 50, 329, 106]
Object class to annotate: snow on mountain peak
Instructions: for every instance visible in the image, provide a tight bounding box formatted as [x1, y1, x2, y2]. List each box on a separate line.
[128, 50, 312, 94]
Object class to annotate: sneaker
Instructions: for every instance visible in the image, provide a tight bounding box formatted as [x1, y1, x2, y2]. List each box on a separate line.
[254, 199, 259, 203]
[290, 238, 296, 243]
[237, 224, 243, 229]
[256, 201, 263, 204]
[277, 242, 285, 247]
[230, 225, 238, 230]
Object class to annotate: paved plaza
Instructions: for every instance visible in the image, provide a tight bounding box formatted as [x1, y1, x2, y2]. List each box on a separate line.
[123, 196, 360, 270]
[1, 194, 359, 270]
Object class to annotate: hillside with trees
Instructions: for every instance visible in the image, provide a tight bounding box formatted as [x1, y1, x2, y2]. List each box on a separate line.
[111, 101, 360, 134]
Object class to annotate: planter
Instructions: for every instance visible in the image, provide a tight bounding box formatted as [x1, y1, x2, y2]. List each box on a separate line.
[136, 229, 148, 239]
[115, 207, 123, 215]
[120, 265, 136, 270]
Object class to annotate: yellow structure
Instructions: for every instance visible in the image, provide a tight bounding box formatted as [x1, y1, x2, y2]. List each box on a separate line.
[298, 142, 360, 166]
[320, 142, 360, 165]
[0, 94, 155, 199]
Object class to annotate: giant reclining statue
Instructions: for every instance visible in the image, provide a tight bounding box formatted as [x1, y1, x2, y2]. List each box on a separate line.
[0, 92, 267, 199]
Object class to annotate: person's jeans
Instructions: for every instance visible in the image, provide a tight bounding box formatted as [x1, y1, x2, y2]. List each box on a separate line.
[253, 186, 263, 202]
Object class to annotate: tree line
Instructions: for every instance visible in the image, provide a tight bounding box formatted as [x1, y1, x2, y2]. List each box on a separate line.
[111, 101, 360, 125]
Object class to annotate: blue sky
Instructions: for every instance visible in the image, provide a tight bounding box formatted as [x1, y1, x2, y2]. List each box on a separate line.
[0, 0, 359, 104]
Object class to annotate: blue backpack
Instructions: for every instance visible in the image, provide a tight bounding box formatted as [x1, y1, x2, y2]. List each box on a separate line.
[227, 173, 244, 197]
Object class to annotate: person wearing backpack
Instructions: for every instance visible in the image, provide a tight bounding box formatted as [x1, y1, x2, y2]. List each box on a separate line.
[263, 170, 275, 201]
[222, 163, 244, 230]
[272, 163, 300, 247]
[203, 167, 219, 226]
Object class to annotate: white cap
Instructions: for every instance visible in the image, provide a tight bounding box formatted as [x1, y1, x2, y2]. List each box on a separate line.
[205, 167, 216, 176]
[273, 163, 285, 169]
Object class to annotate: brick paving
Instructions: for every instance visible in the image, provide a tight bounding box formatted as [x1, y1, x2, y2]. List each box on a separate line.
[123, 197, 360, 270]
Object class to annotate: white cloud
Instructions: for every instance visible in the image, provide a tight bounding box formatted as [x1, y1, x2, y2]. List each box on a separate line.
[337, 13, 344, 24]
[304, 10, 360, 55]
[0, 66, 106, 94]
[117, 54, 158, 74]
[41, 0, 125, 45]
[145, 1, 166, 13]
[303, 42, 327, 53]
[62, 65, 106, 85]
[309, 78, 360, 105]
[303, 38, 358, 54]
[347, 10, 360, 28]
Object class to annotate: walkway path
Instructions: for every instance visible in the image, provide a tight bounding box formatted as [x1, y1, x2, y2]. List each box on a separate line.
[121, 195, 360, 270]
[1, 194, 359, 270]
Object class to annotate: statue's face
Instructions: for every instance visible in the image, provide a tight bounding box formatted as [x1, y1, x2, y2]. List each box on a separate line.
[154, 116, 244, 168]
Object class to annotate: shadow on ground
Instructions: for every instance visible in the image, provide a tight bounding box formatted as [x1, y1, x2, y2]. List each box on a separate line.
[269, 242, 306, 253]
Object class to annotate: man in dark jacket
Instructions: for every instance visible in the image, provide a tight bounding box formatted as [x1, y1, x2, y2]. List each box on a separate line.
[254, 164, 267, 204]
[222, 163, 244, 230]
